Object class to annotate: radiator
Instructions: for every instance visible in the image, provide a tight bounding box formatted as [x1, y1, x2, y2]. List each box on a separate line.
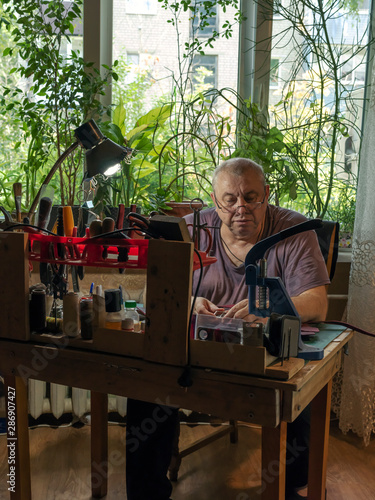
[28, 379, 127, 419]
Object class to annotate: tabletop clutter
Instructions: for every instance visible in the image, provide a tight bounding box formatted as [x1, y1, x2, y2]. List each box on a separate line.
[29, 282, 144, 340]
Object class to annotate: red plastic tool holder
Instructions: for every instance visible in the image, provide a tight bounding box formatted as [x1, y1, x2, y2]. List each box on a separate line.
[26, 232, 216, 271]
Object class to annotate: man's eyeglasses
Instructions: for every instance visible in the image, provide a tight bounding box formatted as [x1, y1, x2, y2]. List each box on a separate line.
[213, 191, 266, 214]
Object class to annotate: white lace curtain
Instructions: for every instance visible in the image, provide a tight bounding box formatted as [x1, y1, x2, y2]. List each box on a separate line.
[336, 64, 375, 446]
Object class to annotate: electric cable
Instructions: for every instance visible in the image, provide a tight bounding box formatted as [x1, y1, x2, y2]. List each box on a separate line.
[177, 247, 204, 388]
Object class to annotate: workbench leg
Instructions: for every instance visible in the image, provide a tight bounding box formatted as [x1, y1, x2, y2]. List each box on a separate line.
[91, 391, 108, 498]
[307, 380, 332, 500]
[4, 374, 31, 500]
[261, 421, 287, 500]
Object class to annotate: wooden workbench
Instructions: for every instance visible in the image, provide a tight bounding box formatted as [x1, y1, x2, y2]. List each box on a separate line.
[0, 327, 352, 500]
[0, 232, 353, 499]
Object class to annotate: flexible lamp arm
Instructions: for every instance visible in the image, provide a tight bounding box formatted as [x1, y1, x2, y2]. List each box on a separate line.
[244, 218, 323, 268]
[28, 141, 79, 219]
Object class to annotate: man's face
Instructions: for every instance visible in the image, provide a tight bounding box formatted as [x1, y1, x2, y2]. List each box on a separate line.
[211, 170, 269, 238]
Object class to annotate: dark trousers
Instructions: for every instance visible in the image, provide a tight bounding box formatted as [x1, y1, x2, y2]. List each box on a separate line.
[126, 398, 179, 500]
[286, 405, 311, 492]
[126, 400, 310, 499]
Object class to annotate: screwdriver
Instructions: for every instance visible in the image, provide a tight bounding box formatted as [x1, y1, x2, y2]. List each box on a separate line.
[63, 206, 80, 292]
[102, 217, 115, 259]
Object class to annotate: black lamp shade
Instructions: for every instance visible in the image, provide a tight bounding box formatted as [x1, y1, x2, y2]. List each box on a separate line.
[75, 120, 104, 149]
[85, 137, 130, 178]
[75, 119, 132, 179]
[28, 119, 133, 218]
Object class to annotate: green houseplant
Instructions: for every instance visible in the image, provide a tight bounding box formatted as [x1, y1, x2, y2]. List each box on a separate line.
[0, 0, 117, 212]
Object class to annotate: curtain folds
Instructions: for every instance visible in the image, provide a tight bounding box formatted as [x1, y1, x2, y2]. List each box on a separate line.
[336, 67, 375, 446]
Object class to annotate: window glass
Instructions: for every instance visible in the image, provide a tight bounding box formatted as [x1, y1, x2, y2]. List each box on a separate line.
[191, 1, 218, 37]
[125, 0, 158, 15]
[112, 1, 239, 111]
[268, 0, 370, 184]
[270, 58, 281, 88]
[192, 54, 218, 91]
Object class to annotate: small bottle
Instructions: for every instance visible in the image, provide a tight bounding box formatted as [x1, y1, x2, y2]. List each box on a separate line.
[63, 292, 80, 338]
[29, 286, 47, 333]
[123, 300, 140, 332]
[80, 295, 94, 339]
[105, 289, 124, 330]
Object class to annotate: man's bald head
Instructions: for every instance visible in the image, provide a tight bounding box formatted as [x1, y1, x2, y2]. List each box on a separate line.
[212, 158, 266, 190]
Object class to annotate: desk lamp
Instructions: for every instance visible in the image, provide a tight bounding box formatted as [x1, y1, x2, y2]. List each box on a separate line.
[27, 119, 132, 219]
[245, 218, 325, 360]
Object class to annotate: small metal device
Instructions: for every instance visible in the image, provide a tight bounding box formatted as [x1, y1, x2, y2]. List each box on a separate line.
[245, 219, 325, 360]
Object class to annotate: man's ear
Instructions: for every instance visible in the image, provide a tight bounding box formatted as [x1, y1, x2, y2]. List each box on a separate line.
[210, 192, 216, 205]
[265, 184, 270, 200]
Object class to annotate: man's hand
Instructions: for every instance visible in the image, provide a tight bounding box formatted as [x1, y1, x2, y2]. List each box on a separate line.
[222, 285, 328, 324]
[194, 297, 225, 316]
[224, 299, 268, 325]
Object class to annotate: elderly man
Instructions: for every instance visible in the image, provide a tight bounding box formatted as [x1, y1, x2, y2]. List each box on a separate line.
[126, 158, 329, 500]
[190, 157, 328, 323]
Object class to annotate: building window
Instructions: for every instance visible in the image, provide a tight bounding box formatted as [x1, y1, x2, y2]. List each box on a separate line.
[192, 55, 217, 91]
[273, 0, 288, 19]
[340, 52, 366, 86]
[191, 1, 218, 38]
[125, 0, 157, 15]
[270, 58, 281, 88]
[358, 0, 370, 12]
[124, 53, 140, 84]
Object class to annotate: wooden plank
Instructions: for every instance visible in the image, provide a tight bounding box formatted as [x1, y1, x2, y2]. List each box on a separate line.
[261, 421, 287, 500]
[265, 357, 305, 380]
[91, 392, 108, 498]
[286, 330, 353, 391]
[0, 232, 29, 340]
[4, 374, 31, 500]
[0, 340, 280, 426]
[190, 340, 268, 375]
[308, 381, 332, 500]
[282, 350, 341, 422]
[191, 341, 302, 379]
[93, 328, 144, 357]
[179, 427, 232, 457]
[144, 239, 193, 366]
[31, 332, 94, 350]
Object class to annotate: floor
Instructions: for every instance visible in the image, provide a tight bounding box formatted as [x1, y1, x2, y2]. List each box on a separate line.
[0, 418, 374, 499]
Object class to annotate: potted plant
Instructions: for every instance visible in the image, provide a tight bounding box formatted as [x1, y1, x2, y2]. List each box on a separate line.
[0, 0, 116, 213]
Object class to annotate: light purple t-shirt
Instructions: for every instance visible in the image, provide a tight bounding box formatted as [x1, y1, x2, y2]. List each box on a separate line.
[184, 205, 330, 306]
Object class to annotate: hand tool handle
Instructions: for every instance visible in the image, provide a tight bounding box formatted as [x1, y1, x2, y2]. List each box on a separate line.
[63, 206, 75, 237]
[89, 219, 103, 237]
[116, 204, 125, 230]
[101, 217, 115, 259]
[13, 182, 22, 223]
[36, 197, 53, 230]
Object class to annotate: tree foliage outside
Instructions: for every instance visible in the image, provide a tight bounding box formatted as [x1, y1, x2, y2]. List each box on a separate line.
[0, 0, 372, 235]
[0, 0, 116, 211]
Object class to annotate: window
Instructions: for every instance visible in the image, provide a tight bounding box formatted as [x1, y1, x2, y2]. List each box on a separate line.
[358, 0, 370, 12]
[125, 0, 157, 15]
[192, 55, 218, 91]
[127, 53, 140, 65]
[270, 58, 281, 88]
[273, 0, 288, 19]
[340, 52, 366, 86]
[191, 1, 218, 38]
[344, 136, 356, 173]
[41, 1, 83, 36]
[125, 53, 140, 84]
